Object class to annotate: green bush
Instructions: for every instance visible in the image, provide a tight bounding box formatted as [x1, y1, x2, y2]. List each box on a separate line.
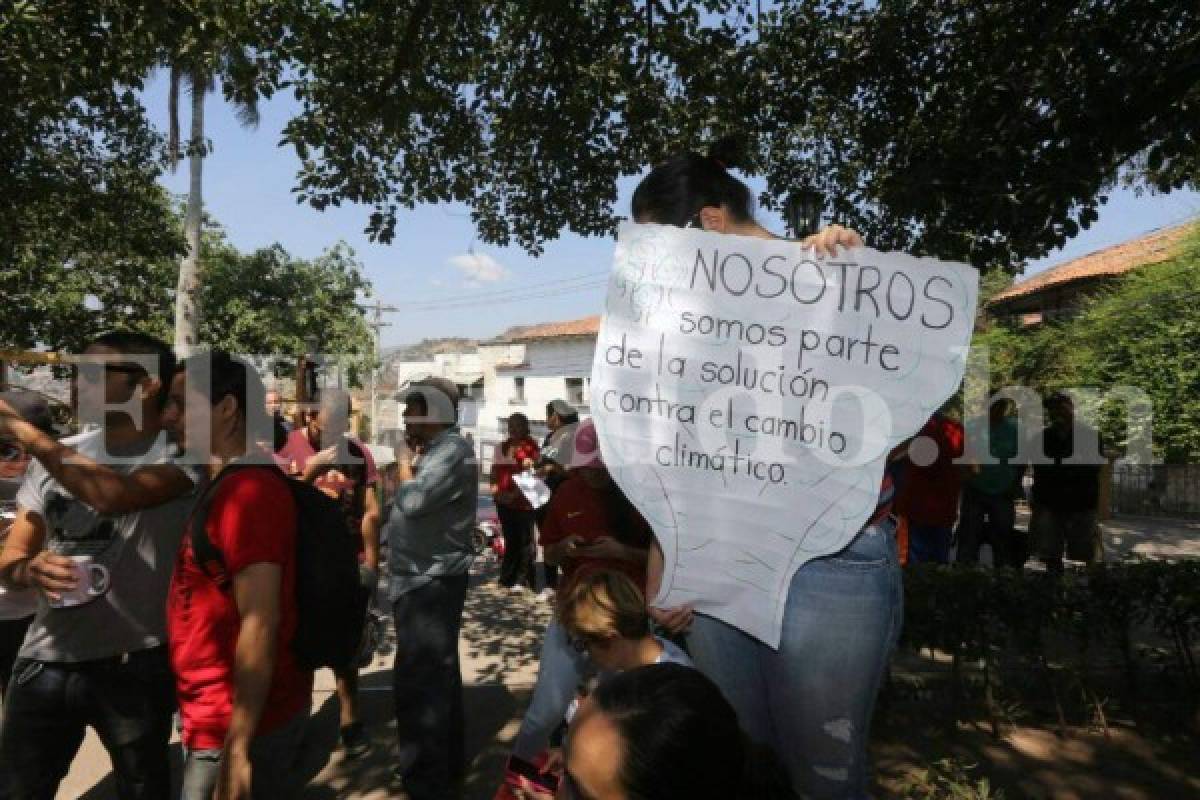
[899, 561, 1200, 730]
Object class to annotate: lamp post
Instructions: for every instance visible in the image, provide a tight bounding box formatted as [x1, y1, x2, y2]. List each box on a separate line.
[785, 186, 824, 239]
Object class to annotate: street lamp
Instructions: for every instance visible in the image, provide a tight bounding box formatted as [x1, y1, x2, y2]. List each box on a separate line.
[785, 186, 824, 239]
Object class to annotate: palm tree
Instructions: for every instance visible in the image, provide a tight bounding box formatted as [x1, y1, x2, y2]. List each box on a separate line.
[167, 51, 260, 356]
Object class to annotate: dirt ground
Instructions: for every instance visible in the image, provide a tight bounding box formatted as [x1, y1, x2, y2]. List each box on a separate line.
[55, 550, 1199, 799]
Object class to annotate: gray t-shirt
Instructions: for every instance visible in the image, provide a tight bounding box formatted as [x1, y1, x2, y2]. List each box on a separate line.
[16, 430, 196, 662]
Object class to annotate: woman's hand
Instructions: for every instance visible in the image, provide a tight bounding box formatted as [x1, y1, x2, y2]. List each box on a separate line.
[802, 224, 864, 257]
[649, 604, 695, 635]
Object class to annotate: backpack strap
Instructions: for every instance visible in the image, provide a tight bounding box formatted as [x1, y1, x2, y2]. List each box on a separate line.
[187, 463, 285, 592]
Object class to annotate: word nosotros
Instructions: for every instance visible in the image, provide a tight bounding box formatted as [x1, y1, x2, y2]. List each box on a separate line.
[690, 249, 956, 331]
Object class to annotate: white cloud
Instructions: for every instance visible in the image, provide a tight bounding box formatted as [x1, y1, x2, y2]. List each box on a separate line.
[447, 251, 510, 283]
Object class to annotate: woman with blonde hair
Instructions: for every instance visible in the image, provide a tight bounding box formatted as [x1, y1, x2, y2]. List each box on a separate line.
[558, 570, 690, 674]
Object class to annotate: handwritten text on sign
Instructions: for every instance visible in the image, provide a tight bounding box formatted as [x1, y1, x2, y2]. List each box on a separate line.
[590, 223, 979, 647]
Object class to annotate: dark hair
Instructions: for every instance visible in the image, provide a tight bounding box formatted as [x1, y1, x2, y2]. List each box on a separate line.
[631, 139, 754, 228]
[178, 350, 264, 423]
[1045, 391, 1074, 409]
[0, 389, 57, 435]
[587, 664, 796, 800]
[89, 331, 176, 410]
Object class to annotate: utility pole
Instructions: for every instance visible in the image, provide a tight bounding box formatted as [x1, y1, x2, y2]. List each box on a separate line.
[357, 299, 398, 442]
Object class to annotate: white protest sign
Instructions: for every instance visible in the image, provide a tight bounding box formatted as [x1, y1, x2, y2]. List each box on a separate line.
[514, 471, 552, 510]
[591, 222, 978, 647]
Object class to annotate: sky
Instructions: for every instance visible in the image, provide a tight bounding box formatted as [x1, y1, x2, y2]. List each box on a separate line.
[144, 73, 1200, 349]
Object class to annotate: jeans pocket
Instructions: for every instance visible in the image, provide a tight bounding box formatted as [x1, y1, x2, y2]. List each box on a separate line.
[827, 526, 894, 571]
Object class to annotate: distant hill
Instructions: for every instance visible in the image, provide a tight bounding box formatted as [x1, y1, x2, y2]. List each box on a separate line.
[384, 337, 478, 363]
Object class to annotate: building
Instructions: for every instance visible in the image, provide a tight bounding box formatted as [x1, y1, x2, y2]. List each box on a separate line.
[476, 314, 599, 439]
[987, 222, 1192, 325]
[393, 350, 486, 426]
[388, 315, 600, 468]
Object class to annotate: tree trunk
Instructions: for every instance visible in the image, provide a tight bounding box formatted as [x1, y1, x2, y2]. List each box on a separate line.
[174, 78, 206, 356]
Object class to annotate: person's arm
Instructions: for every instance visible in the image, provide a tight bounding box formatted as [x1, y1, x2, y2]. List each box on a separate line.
[298, 445, 339, 484]
[219, 562, 283, 800]
[645, 538, 693, 634]
[488, 443, 502, 489]
[0, 413, 191, 515]
[573, 536, 647, 563]
[394, 441, 468, 518]
[538, 498, 577, 567]
[360, 486, 382, 575]
[0, 507, 79, 601]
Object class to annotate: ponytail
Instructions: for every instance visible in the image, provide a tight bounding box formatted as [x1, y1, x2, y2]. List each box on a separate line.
[631, 136, 755, 228]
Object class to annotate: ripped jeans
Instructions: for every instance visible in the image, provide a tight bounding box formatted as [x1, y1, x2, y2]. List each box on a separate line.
[687, 523, 903, 799]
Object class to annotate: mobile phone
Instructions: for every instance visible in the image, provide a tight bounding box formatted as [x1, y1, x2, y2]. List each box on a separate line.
[508, 755, 560, 792]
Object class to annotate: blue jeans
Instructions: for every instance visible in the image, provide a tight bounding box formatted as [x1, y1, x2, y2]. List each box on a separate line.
[687, 524, 903, 800]
[512, 619, 588, 761]
[180, 707, 310, 800]
[0, 646, 176, 800]
[392, 574, 469, 800]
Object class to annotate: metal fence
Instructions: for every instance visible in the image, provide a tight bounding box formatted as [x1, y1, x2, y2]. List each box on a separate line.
[1111, 463, 1200, 519]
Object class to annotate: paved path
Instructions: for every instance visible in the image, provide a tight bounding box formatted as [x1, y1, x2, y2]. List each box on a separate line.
[973, 508, 1200, 565]
[57, 552, 552, 799]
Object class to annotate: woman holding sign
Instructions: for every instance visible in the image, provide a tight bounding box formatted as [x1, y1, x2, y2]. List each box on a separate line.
[632, 143, 904, 800]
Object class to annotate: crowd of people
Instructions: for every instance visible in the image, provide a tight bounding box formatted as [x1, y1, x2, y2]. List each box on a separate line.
[0, 149, 1112, 800]
[896, 393, 1106, 574]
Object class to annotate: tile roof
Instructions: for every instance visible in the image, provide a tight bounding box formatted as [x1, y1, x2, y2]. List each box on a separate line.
[498, 315, 602, 342]
[988, 221, 1194, 307]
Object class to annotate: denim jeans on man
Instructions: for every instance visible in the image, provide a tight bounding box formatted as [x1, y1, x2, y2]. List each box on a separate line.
[180, 707, 309, 800]
[511, 619, 589, 760]
[687, 524, 903, 800]
[0, 646, 176, 799]
[392, 573, 469, 800]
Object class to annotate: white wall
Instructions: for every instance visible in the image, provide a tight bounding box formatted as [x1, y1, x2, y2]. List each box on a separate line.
[474, 337, 595, 470]
[386, 337, 595, 470]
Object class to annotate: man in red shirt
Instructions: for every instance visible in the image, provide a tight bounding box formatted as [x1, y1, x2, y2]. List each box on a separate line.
[895, 411, 964, 564]
[163, 351, 312, 800]
[490, 412, 540, 590]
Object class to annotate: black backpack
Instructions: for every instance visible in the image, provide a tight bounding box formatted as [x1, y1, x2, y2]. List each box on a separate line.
[189, 464, 363, 671]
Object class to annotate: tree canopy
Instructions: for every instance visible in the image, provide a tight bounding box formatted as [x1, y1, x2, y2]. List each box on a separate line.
[284, 0, 1200, 268]
[1, 191, 374, 377]
[199, 229, 374, 366]
[3, 0, 1197, 282]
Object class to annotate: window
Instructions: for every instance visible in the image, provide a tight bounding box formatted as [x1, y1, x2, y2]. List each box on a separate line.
[511, 376, 525, 404]
[566, 377, 585, 406]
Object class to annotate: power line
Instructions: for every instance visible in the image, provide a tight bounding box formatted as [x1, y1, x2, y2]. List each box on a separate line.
[388, 280, 608, 312]
[392, 271, 608, 308]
